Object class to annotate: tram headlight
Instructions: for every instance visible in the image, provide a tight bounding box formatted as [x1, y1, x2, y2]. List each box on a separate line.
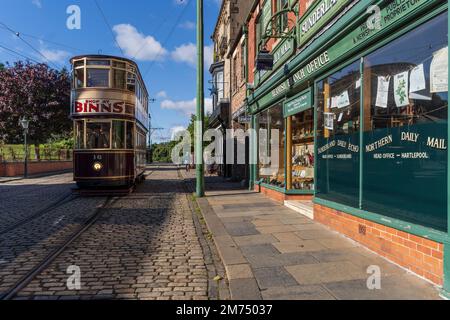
[93, 162, 103, 172]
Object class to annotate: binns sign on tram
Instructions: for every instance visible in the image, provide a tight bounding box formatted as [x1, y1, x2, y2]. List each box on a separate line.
[73, 99, 135, 116]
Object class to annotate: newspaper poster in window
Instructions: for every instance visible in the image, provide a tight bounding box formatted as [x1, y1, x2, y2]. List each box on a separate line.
[336, 90, 350, 108]
[394, 71, 409, 107]
[430, 46, 448, 93]
[409, 64, 426, 93]
[324, 112, 334, 130]
[375, 76, 390, 108]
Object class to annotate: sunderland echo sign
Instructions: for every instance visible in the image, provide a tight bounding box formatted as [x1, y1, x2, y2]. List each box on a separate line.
[298, 0, 352, 46]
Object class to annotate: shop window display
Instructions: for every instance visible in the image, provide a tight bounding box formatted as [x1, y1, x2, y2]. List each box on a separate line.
[258, 104, 285, 187]
[316, 61, 361, 206]
[362, 13, 448, 231]
[291, 109, 314, 190]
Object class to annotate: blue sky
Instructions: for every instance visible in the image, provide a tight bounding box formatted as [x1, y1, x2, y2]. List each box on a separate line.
[0, 0, 220, 142]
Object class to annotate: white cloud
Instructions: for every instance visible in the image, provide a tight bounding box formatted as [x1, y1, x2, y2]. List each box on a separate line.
[179, 21, 196, 30]
[171, 43, 196, 66]
[161, 97, 212, 116]
[39, 48, 70, 64]
[113, 24, 167, 61]
[170, 126, 187, 140]
[171, 43, 214, 68]
[32, 0, 42, 8]
[156, 91, 168, 98]
[204, 44, 214, 69]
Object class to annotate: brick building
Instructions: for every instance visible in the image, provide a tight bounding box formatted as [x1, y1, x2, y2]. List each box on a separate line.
[209, 0, 252, 179]
[225, 0, 449, 296]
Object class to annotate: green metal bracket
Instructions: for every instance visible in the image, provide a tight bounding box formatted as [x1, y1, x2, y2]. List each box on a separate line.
[262, 7, 298, 41]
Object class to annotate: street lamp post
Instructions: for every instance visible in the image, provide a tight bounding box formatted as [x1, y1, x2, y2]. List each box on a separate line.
[196, 0, 205, 197]
[19, 117, 30, 179]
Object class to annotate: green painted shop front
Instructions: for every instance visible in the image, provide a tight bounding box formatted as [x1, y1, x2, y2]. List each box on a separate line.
[247, 0, 450, 295]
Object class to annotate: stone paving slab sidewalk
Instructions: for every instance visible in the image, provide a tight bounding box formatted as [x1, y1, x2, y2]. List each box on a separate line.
[180, 170, 442, 300]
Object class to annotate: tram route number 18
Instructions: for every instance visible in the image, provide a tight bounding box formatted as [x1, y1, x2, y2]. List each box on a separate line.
[93, 155, 103, 161]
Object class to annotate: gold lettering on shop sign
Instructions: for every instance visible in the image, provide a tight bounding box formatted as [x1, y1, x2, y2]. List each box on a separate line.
[365, 135, 393, 152]
[401, 132, 419, 143]
[427, 137, 447, 150]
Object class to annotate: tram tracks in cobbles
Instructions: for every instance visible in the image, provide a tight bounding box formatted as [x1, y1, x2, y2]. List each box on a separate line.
[0, 196, 120, 300]
[0, 192, 78, 237]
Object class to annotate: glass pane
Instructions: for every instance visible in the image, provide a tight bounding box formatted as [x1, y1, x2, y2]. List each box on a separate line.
[258, 104, 285, 187]
[126, 122, 134, 149]
[86, 122, 111, 149]
[291, 109, 314, 190]
[112, 121, 125, 149]
[87, 60, 110, 66]
[74, 68, 84, 88]
[113, 69, 126, 89]
[87, 69, 109, 87]
[75, 121, 84, 149]
[316, 60, 361, 207]
[112, 61, 126, 68]
[127, 73, 136, 92]
[362, 13, 448, 231]
[74, 60, 84, 68]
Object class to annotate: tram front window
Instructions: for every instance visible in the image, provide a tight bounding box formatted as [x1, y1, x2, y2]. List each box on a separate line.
[86, 122, 111, 149]
[87, 69, 109, 88]
[112, 121, 125, 149]
[75, 121, 84, 149]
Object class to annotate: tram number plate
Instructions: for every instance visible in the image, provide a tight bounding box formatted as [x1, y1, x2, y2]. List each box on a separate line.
[93, 155, 103, 161]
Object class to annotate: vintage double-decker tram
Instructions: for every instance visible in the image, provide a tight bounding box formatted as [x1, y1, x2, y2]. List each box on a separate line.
[70, 55, 149, 189]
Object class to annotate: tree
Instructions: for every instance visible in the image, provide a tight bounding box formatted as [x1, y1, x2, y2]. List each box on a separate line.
[0, 61, 71, 151]
[0, 63, 4, 71]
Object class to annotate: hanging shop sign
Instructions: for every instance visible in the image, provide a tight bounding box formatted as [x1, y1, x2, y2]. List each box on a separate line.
[297, 0, 352, 46]
[73, 99, 134, 116]
[255, 37, 295, 87]
[284, 89, 312, 117]
[238, 115, 252, 124]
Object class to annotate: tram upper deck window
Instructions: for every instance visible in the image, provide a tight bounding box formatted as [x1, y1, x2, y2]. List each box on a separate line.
[127, 73, 136, 92]
[73, 60, 85, 88]
[113, 69, 126, 89]
[74, 68, 85, 88]
[86, 122, 111, 149]
[87, 69, 109, 88]
[87, 60, 110, 66]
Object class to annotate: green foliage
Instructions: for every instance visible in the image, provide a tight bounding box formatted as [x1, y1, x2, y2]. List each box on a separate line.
[151, 141, 178, 163]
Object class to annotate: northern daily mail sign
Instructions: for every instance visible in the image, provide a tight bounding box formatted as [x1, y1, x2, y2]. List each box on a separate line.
[73, 99, 134, 116]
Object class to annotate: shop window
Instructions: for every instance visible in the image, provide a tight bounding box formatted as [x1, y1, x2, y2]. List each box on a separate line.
[86, 122, 111, 149]
[87, 68, 109, 88]
[316, 61, 361, 206]
[75, 120, 84, 149]
[290, 109, 314, 190]
[258, 104, 285, 187]
[362, 13, 448, 231]
[126, 122, 134, 149]
[112, 121, 125, 149]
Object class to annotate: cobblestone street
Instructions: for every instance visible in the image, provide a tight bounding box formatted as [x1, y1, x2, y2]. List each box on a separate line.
[0, 166, 215, 300]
